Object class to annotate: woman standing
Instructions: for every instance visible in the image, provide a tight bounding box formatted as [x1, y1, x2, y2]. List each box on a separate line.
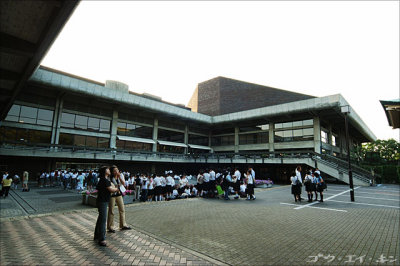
[290, 171, 302, 202]
[94, 166, 118, 246]
[107, 165, 131, 233]
[304, 170, 313, 202]
[1, 175, 12, 198]
[315, 172, 325, 202]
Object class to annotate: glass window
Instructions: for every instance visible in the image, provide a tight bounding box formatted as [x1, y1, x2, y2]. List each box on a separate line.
[303, 119, 313, 126]
[59, 133, 73, 146]
[7, 104, 21, 116]
[99, 119, 111, 132]
[116, 139, 125, 150]
[88, 117, 100, 131]
[30, 130, 51, 144]
[86, 136, 98, 148]
[158, 129, 184, 143]
[212, 128, 234, 136]
[36, 109, 53, 126]
[16, 128, 29, 143]
[75, 115, 88, 130]
[303, 128, 313, 136]
[3, 127, 16, 142]
[157, 144, 184, 154]
[293, 121, 302, 127]
[189, 134, 209, 146]
[74, 135, 86, 146]
[275, 123, 282, 129]
[20, 106, 37, 119]
[98, 138, 109, 148]
[5, 105, 21, 122]
[117, 122, 127, 135]
[239, 132, 268, 145]
[282, 122, 292, 128]
[332, 135, 337, 146]
[321, 130, 329, 143]
[61, 113, 75, 128]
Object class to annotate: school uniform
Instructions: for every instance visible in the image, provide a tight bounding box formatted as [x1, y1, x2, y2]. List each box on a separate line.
[304, 174, 313, 192]
[290, 175, 302, 195]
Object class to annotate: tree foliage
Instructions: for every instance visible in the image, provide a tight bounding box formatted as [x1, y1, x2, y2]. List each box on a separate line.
[361, 139, 400, 162]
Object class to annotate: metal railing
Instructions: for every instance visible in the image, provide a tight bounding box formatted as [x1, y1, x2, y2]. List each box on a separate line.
[0, 141, 376, 183]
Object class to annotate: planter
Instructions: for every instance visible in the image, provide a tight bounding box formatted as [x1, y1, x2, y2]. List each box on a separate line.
[123, 194, 135, 204]
[87, 195, 97, 207]
[82, 194, 88, 205]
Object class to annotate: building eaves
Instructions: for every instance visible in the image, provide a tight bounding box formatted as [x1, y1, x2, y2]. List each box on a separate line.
[29, 67, 213, 124]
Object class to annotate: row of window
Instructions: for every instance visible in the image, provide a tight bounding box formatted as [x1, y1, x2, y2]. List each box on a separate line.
[5, 104, 54, 126]
[274, 128, 314, 142]
[61, 112, 111, 133]
[321, 130, 338, 146]
[0, 127, 51, 144]
[117, 122, 153, 139]
[59, 133, 109, 148]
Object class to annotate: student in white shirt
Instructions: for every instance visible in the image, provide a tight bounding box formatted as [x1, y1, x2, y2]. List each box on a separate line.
[233, 168, 241, 199]
[147, 176, 154, 202]
[202, 171, 210, 197]
[291, 168, 302, 202]
[153, 175, 162, 201]
[196, 172, 204, 197]
[304, 169, 313, 202]
[166, 174, 175, 199]
[246, 168, 256, 200]
[209, 169, 216, 198]
[140, 176, 148, 202]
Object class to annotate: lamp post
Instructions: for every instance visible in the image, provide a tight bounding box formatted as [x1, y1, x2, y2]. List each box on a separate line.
[341, 105, 355, 202]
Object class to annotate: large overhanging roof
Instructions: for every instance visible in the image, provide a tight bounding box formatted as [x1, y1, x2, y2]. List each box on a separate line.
[29, 67, 377, 142]
[0, 0, 80, 120]
[380, 99, 400, 129]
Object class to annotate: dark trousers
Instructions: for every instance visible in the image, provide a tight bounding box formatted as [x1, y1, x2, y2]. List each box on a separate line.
[2, 186, 10, 198]
[94, 201, 108, 242]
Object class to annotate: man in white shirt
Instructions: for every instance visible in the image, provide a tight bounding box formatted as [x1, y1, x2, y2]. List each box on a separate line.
[209, 169, 216, 198]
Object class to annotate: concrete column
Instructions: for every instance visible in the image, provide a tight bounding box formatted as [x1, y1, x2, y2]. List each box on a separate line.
[110, 110, 118, 149]
[313, 116, 321, 154]
[184, 125, 189, 154]
[52, 95, 64, 145]
[269, 122, 275, 153]
[234, 126, 239, 153]
[152, 118, 158, 152]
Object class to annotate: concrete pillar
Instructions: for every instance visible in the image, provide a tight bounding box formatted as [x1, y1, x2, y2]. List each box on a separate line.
[234, 126, 239, 153]
[110, 110, 118, 149]
[52, 95, 64, 145]
[152, 118, 158, 152]
[184, 125, 189, 154]
[269, 122, 275, 154]
[313, 117, 321, 154]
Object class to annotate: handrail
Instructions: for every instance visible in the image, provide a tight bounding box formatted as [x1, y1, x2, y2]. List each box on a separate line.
[0, 141, 377, 182]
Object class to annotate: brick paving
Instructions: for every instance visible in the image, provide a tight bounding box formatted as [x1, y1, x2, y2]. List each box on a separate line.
[0, 211, 217, 265]
[0, 184, 399, 265]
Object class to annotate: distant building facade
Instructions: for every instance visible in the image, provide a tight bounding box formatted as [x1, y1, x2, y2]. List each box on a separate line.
[0, 66, 376, 185]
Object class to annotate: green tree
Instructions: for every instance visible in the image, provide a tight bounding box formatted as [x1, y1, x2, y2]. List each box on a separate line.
[362, 139, 400, 162]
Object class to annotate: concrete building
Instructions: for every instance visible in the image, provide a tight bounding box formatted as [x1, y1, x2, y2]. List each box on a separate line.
[1, 66, 376, 185]
[0, 1, 376, 185]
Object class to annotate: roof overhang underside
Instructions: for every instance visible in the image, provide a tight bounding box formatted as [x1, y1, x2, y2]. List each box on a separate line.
[0, 0, 80, 120]
[380, 100, 400, 129]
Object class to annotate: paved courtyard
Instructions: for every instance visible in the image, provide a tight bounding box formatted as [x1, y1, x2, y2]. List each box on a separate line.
[0, 184, 399, 265]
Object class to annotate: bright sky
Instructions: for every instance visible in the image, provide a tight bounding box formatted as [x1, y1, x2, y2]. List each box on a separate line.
[42, 1, 399, 141]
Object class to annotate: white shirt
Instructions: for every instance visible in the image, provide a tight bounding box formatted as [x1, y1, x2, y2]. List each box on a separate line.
[240, 184, 246, 193]
[172, 189, 179, 197]
[184, 188, 191, 195]
[203, 172, 210, 182]
[234, 170, 241, 180]
[251, 169, 255, 180]
[291, 175, 302, 185]
[148, 179, 154, 190]
[141, 178, 148, 190]
[160, 176, 166, 187]
[166, 176, 174, 186]
[179, 177, 188, 188]
[153, 176, 161, 187]
[127, 177, 134, 185]
[305, 174, 312, 182]
[246, 173, 254, 185]
[209, 171, 216, 181]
